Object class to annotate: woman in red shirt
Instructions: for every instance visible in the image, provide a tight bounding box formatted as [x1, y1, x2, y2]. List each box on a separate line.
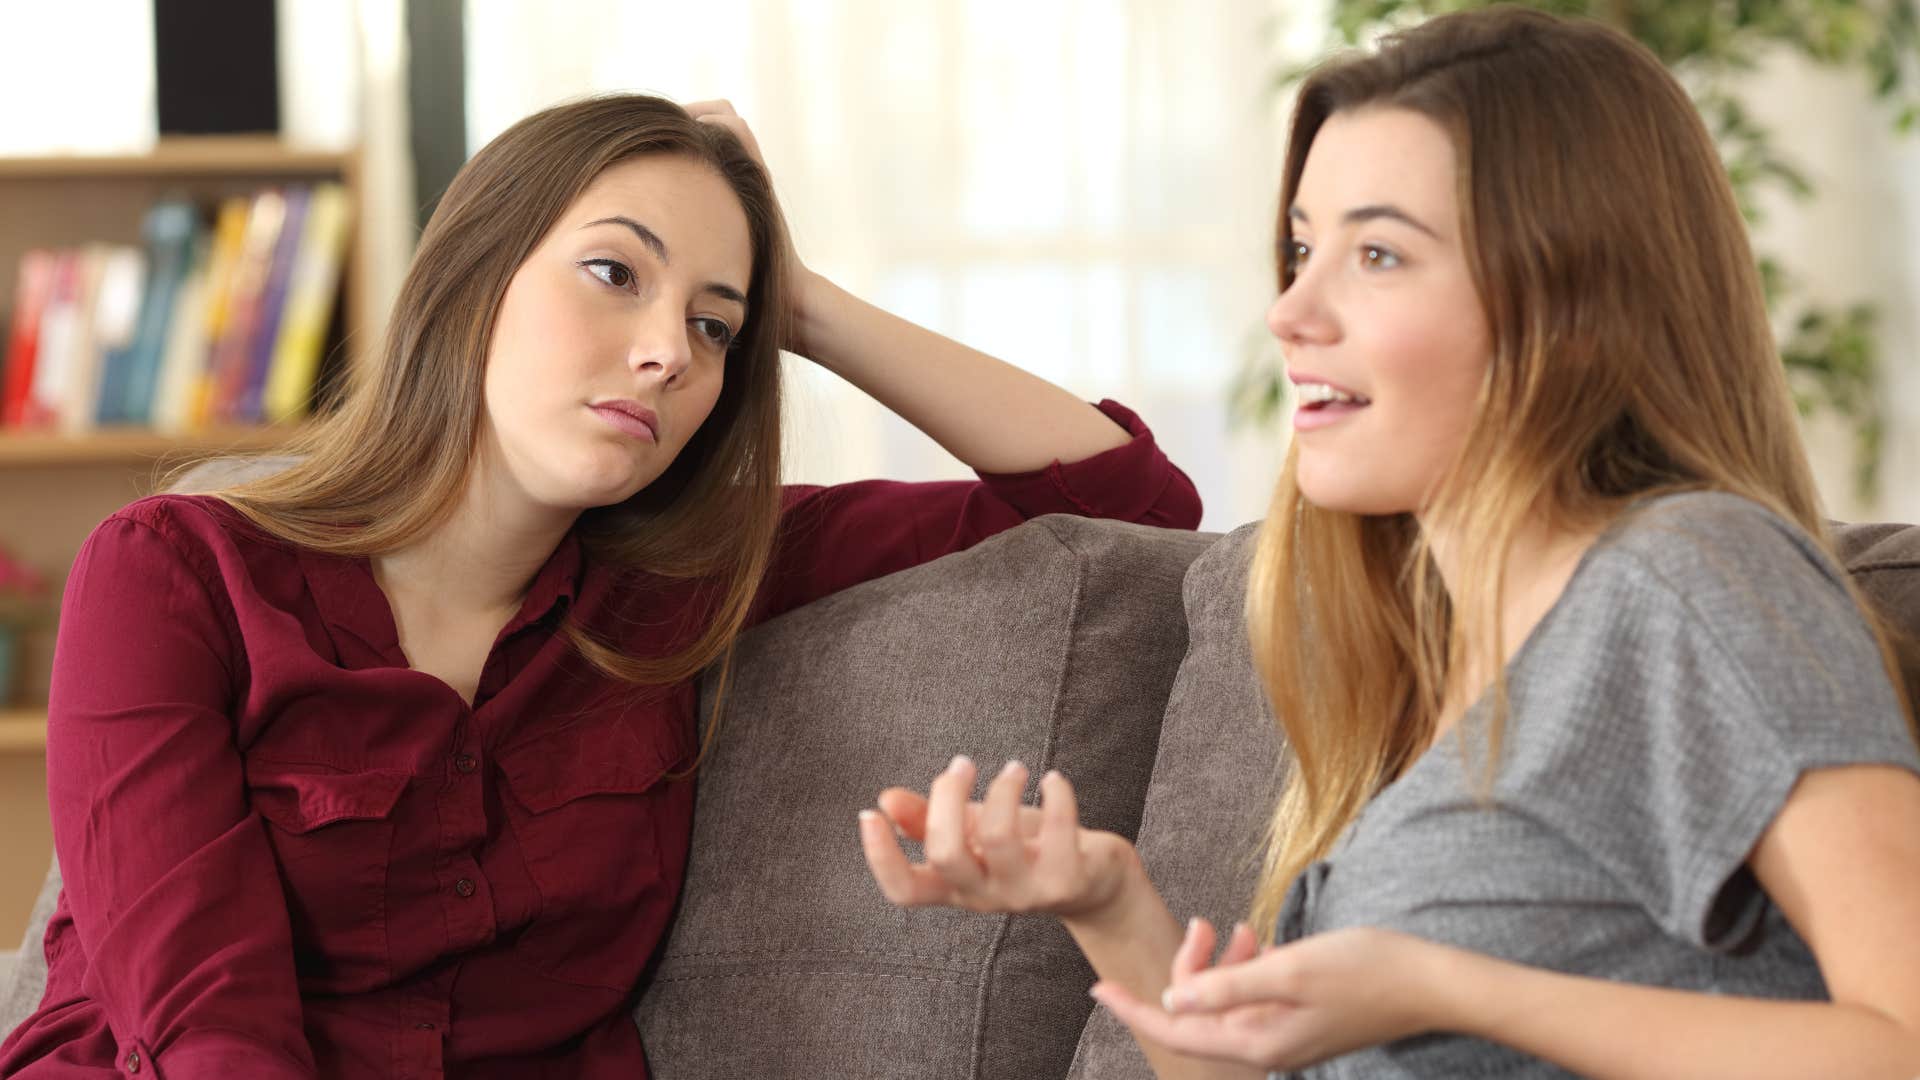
[0, 96, 1200, 1079]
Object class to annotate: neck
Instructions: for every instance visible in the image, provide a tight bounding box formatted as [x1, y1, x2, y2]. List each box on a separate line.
[372, 467, 578, 620]
[1418, 507, 1600, 722]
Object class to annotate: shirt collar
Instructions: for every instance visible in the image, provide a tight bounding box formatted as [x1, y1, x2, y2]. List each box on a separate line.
[298, 528, 585, 667]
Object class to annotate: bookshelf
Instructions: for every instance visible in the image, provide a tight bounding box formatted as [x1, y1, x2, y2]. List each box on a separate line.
[0, 137, 368, 945]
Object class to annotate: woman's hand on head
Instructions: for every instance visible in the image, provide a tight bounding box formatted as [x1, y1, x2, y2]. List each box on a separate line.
[684, 100, 817, 292]
[1091, 920, 1455, 1071]
[859, 756, 1138, 920]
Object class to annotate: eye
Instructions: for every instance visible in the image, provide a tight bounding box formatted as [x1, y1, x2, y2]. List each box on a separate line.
[1361, 244, 1402, 270]
[581, 258, 635, 291]
[1285, 240, 1311, 274]
[690, 316, 737, 351]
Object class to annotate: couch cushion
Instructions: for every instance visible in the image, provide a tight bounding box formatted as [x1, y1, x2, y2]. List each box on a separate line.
[634, 515, 1215, 1080]
[0, 859, 61, 1040]
[1066, 523, 1282, 1079]
[1833, 521, 1920, 708]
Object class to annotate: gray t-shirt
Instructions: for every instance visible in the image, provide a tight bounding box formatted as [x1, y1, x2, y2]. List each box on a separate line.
[1276, 491, 1920, 1078]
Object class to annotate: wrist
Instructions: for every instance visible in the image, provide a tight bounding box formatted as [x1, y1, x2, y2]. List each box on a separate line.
[1058, 836, 1148, 931]
[1416, 937, 1496, 1037]
[787, 267, 840, 361]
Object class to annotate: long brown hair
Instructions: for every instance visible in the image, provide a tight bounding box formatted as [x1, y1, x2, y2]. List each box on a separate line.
[1244, 7, 1916, 937]
[213, 93, 792, 705]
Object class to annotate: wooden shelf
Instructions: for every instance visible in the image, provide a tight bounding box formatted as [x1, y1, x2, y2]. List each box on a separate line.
[0, 426, 303, 467]
[0, 709, 46, 753]
[0, 137, 354, 180]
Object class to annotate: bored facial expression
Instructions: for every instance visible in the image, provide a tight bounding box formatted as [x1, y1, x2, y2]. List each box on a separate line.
[479, 153, 753, 515]
[1267, 106, 1492, 517]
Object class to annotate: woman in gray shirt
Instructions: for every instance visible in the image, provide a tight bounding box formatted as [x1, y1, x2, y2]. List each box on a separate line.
[859, 7, 1920, 1077]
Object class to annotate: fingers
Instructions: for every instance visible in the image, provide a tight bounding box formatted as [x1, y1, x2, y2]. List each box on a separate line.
[875, 787, 928, 840]
[1220, 922, 1260, 967]
[1165, 946, 1301, 1015]
[1169, 917, 1218, 992]
[858, 808, 953, 907]
[685, 98, 766, 166]
[1035, 769, 1080, 883]
[975, 761, 1030, 879]
[923, 755, 987, 894]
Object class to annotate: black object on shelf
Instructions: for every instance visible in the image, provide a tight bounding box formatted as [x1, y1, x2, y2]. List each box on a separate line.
[153, 0, 280, 136]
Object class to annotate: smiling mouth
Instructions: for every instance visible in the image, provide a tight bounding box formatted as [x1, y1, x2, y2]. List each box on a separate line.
[1296, 382, 1372, 409]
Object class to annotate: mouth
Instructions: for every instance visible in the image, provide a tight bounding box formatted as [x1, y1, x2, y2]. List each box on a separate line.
[1292, 381, 1371, 431]
[590, 400, 659, 443]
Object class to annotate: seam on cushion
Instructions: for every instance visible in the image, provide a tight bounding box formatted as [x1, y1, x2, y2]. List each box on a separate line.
[653, 969, 978, 986]
[665, 946, 984, 964]
[1849, 559, 1920, 574]
[968, 516, 1086, 1080]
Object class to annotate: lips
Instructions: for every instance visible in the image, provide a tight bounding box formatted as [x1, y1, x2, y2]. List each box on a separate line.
[590, 401, 659, 442]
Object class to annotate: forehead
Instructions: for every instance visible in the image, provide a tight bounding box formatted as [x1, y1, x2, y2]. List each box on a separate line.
[1294, 106, 1459, 232]
[560, 153, 753, 278]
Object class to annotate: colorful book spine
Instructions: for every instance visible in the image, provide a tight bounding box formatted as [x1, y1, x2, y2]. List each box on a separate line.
[152, 234, 212, 435]
[62, 246, 143, 434]
[101, 200, 198, 425]
[205, 188, 286, 425]
[236, 185, 310, 423]
[190, 196, 258, 429]
[1, 250, 56, 427]
[265, 183, 351, 423]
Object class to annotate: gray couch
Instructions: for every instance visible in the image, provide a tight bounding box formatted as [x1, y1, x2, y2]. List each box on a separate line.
[4, 505, 1917, 1078]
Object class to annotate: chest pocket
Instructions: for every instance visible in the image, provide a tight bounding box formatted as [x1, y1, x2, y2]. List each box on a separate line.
[247, 761, 410, 994]
[495, 709, 694, 990]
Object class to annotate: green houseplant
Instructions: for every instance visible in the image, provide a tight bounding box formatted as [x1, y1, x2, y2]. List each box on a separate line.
[1235, 0, 1919, 499]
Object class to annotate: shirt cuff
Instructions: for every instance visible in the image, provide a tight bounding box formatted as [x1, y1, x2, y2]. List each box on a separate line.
[139, 1030, 315, 1079]
[974, 399, 1201, 527]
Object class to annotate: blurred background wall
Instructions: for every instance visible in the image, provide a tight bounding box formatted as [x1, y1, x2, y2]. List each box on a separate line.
[6, 0, 1906, 529]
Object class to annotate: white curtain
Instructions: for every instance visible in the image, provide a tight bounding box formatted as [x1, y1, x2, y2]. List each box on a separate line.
[464, 0, 1297, 530]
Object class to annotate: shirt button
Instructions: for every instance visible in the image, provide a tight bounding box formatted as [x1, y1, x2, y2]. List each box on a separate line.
[125, 1048, 141, 1073]
[454, 877, 476, 898]
[454, 753, 478, 774]
[414, 1022, 436, 1031]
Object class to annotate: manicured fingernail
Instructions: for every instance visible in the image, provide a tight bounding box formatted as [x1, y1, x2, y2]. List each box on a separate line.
[1003, 759, 1026, 776]
[1162, 987, 1197, 1013]
[949, 754, 972, 772]
[858, 809, 879, 825]
[1043, 768, 1063, 783]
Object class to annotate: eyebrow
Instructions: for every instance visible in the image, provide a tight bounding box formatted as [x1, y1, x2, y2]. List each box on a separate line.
[1289, 204, 1441, 240]
[581, 214, 750, 310]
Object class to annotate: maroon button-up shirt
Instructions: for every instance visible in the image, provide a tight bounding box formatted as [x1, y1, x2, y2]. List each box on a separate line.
[0, 401, 1200, 1079]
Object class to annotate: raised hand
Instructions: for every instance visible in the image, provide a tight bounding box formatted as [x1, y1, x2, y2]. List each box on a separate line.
[858, 756, 1138, 919]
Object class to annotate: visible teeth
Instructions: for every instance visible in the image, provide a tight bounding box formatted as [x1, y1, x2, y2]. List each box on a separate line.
[1298, 382, 1365, 405]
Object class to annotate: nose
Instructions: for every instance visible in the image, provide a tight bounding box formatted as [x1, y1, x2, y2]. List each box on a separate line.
[1266, 271, 1337, 350]
[628, 305, 694, 385]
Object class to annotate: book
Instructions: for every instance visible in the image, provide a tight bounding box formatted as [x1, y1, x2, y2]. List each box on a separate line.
[1, 250, 56, 427]
[236, 185, 310, 422]
[189, 196, 255, 428]
[151, 233, 212, 435]
[62, 246, 144, 433]
[265, 182, 351, 423]
[99, 200, 198, 425]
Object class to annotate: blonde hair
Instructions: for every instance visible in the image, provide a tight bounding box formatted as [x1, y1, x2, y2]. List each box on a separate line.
[198, 94, 793, 756]
[1244, 7, 1916, 937]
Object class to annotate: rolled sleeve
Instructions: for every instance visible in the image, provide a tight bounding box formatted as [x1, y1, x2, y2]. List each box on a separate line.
[758, 399, 1201, 618]
[974, 400, 1202, 528]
